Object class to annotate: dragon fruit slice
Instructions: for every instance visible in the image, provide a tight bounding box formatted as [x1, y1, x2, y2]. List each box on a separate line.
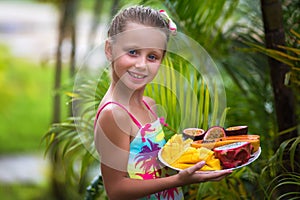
[213, 142, 253, 169]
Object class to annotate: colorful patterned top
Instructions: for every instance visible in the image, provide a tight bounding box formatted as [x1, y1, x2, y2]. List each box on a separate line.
[95, 101, 184, 200]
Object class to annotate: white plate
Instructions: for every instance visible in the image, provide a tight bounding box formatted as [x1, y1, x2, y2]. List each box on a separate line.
[158, 147, 261, 172]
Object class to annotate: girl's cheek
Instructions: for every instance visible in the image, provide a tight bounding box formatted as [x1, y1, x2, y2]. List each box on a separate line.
[111, 48, 125, 60]
[150, 64, 160, 73]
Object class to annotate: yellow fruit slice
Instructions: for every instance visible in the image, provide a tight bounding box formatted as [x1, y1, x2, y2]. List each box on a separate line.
[161, 134, 222, 171]
[206, 157, 221, 170]
[161, 134, 193, 164]
[172, 163, 195, 170]
[198, 146, 214, 161]
[176, 147, 201, 164]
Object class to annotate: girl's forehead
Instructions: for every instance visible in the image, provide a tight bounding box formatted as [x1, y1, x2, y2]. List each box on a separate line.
[112, 23, 167, 51]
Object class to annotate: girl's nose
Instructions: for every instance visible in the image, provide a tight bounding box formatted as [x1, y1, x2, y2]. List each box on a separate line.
[135, 56, 147, 69]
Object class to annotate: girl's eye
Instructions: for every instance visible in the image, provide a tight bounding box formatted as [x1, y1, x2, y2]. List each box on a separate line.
[128, 50, 137, 55]
[148, 54, 157, 61]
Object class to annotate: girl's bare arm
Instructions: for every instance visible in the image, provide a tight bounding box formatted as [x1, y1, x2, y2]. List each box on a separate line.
[101, 161, 231, 200]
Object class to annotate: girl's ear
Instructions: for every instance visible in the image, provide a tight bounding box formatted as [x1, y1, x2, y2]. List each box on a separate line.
[105, 40, 113, 61]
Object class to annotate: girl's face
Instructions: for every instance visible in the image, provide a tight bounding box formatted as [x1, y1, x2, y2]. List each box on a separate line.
[106, 23, 167, 91]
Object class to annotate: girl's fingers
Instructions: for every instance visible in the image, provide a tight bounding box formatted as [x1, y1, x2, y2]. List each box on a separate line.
[198, 169, 232, 181]
[185, 161, 206, 174]
[179, 161, 232, 183]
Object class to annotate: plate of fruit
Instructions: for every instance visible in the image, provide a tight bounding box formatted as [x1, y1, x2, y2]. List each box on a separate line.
[158, 126, 261, 172]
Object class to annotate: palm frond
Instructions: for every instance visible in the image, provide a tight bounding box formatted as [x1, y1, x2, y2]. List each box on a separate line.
[266, 173, 300, 200]
[43, 68, 111, 186]
[243, 41, 299, 67]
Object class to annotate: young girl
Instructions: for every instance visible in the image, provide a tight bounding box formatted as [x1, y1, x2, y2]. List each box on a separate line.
[94, 5, 232, 200]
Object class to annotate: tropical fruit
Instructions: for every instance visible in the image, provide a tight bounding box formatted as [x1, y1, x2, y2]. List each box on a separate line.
[203, 126, 226, 141]
[213, 142, 253, 169]
[161, 134, 221, 171]
[191, 135, 260, 153]
[225, 125, 248, 136]
[172, 146, 221, 171]
[182, 128, 205, 140]
[161, 129, 260, 171]
[221, 135, 260, 152]
[161, 134, 193, 164]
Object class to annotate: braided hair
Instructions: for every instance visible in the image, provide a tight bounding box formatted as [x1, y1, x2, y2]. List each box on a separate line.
[107, 5, 170, 40]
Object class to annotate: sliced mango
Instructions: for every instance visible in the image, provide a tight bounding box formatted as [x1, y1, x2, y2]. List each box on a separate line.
[161, 134, 193, 164]
[206, 157, 221, 170]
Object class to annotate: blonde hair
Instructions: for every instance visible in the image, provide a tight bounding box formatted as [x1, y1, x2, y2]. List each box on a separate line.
[107, 5, 170, 40]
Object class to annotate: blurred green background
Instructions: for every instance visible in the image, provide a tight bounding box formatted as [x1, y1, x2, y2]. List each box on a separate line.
[0, 1, 70, 199]
[0, 45, 52, 153]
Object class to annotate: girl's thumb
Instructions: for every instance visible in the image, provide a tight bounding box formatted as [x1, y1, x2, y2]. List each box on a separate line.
[195, 161, 206, 170]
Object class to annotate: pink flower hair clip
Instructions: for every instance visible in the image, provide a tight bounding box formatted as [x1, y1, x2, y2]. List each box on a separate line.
[159, 10, 177, 35]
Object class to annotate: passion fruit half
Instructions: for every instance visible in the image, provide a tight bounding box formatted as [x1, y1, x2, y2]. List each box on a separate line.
[183, 128, 205, 141]
[203, 126, 226, 141]
[225, 125, 248, 136]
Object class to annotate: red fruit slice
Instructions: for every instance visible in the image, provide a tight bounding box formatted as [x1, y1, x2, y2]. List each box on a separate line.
[213, 142, 253, 169]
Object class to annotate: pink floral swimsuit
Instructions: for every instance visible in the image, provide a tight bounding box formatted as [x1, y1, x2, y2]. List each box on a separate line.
[95, 101, 184, 200]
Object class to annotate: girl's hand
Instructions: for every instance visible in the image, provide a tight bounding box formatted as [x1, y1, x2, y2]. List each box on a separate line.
[177, 161, 232, 184]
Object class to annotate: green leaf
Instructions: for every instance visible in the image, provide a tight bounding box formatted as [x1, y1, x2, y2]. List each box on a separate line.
[203, 86, 210, 130]
[210, 81, 219, 126]
[289, 137, 300, 171]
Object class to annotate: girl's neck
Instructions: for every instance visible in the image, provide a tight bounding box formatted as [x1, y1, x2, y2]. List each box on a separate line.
[108, 82, 145, 107]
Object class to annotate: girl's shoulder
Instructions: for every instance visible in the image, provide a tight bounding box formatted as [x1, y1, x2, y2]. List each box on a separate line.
[96, 101, 130, 123]
[95, 102, 133, 141]
[143, 96, 156, 107]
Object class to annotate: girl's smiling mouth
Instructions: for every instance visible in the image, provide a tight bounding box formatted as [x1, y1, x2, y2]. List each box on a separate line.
[128, 71, 147, 79]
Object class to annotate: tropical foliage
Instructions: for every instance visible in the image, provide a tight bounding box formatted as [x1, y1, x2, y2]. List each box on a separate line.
[244, 29, 300, 200]
[44, 69, 110, 198]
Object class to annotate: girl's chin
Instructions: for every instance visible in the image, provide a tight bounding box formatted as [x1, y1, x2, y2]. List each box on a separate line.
[122, 77, 149, 90]
[127, 83, 147, 91]
[115, 79, 146, 91]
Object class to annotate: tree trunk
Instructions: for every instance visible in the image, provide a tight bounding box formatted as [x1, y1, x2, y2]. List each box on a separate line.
[87, 0, 103, 50]
[69, 3, 77, 115]
[51, 1, 67, 198]
[53, 16, 63, 124]
[260, 0, 297, 145]
[51, 0, 78, 199]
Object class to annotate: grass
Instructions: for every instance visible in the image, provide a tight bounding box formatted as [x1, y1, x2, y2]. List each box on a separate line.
[0, 44, 68, 153]
[0, 183, 55, 200]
